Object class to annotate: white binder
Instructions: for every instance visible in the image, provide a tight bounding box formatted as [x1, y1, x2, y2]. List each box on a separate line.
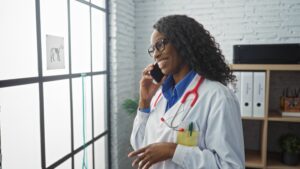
[241, 72, 253, 117]
[253, 72, 265, 117]
[233, 72, 242, 105]
[228, 72, 241, 105]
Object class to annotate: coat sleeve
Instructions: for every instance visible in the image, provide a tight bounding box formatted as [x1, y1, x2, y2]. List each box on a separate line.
[172, 96, 245, 169]
[130, 110, 150, 150]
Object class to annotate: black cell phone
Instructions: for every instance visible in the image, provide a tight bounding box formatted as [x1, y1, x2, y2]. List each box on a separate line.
[150, 63, 164, 84]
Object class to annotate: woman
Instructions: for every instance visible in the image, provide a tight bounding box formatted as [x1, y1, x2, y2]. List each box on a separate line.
[128, 15, 245, 169]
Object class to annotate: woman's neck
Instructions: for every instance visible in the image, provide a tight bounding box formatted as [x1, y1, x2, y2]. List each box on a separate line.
[172, 64, 190, 84]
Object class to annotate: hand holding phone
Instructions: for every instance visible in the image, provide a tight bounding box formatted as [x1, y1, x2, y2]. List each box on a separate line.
[139, 63, 164, 109]
[150, 63, 164, 84]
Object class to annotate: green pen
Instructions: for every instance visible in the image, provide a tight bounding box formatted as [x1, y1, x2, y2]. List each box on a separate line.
[189, 122, 193, 136]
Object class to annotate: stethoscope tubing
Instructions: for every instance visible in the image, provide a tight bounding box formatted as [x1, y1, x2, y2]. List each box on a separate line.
[152, 76, 205, 130]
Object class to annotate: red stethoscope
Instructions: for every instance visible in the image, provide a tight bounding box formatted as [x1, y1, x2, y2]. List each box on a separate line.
[152, 76, 205, 131]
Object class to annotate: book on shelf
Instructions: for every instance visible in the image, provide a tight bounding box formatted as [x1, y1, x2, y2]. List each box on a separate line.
[281, 111, 300, 117]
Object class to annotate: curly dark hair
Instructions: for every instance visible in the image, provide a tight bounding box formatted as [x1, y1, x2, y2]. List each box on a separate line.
[153, 15, 234, 85]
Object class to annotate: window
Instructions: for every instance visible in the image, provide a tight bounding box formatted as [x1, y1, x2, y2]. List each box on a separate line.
[0, 0, 109, 169]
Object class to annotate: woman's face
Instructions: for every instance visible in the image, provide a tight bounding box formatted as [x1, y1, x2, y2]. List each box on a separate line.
[150, 30, 184, 75]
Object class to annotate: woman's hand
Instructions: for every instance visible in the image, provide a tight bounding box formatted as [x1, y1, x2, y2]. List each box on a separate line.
[139, 64, 165, 109]
[128, 142, 177, 169]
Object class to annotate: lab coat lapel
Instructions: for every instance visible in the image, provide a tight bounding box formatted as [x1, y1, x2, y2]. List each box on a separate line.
[161, 75, 199, 127]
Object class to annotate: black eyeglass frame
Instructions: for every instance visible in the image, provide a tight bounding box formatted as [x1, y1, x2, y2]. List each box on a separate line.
[147, 38, 169, 58]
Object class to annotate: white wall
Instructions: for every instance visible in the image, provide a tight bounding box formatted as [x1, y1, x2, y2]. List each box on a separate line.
[134, 0, 300, 92]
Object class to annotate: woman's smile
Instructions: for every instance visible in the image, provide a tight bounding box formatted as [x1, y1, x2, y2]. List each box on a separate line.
[157, 58, 168, 70]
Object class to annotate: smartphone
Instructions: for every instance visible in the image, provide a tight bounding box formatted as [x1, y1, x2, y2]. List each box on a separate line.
[150, 63, 164, 84]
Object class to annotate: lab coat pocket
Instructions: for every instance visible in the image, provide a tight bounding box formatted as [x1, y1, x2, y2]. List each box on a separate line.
[176, 122, 200, 147]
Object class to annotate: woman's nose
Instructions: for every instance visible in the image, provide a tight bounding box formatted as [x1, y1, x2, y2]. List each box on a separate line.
[153, 50, 161, 61]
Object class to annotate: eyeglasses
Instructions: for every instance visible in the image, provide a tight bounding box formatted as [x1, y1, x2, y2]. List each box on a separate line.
[147, 39, 169, 58]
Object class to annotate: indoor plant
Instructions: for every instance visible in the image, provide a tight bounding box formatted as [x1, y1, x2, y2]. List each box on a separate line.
[279, 133, 300, 165]
[122, 98, 138, 115]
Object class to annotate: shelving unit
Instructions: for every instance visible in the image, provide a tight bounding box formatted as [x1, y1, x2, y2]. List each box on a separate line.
[267, 152, 300, 169]
[245, 149, 264, 168]
[230, 64, 300, 169]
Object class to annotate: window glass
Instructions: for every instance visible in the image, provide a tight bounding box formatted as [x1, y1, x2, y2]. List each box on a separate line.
[91, 0, 106, 9]
[92, 9, 106, 72]
[0, 84, 41, 168]
[40, 0, 69, 76]
[95, 136, 107, 169]
[0, 0, 38, 80]
[93, 75, 107, 136]
[74, 145, 93, 169]
[44, 79, 71, 167]
[72, 76, 93, 149]
[70, 1, 91, 74]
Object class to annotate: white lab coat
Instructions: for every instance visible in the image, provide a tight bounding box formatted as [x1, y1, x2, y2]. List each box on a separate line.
[130, 75, 245, 169]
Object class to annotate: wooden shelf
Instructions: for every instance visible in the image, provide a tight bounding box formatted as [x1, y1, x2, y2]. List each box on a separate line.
[230, 64, 300, 71]
[242, 116, 265, 121]
[267, 152, 300, 169]
[245, 150, 264, 168]
[231, 64, 300, 169]
[268, 113, 300, 123]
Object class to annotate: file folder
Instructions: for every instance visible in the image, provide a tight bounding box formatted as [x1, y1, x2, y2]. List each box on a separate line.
[253, 72, 265, 117]
[233, 72, 241, 105]
[228, 72, 242, 115]
[241, 72, 253, 117]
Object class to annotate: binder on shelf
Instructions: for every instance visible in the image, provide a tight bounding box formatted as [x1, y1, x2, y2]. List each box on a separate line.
[241, 72, 253, 117]
[233, 72, 241, 105]
[253, 72, 266, 117]
[228, 72, 241, 105]
[281, 111, 300, 117]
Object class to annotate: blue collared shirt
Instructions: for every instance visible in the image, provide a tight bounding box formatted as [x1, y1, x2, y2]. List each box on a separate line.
[162, 70, 197, 112]
[140, 70, 197, 113]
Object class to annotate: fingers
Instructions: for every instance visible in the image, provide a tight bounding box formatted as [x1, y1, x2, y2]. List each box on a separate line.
[131, 153, 146, 167]
[128, 143, 175, 168]
[142, 161, 152, 169]
[128, 146, 147, 157]
[132, 154, 152, 169]
[142, 64, 154, 77]
[138, 155, 152, 169]
[128, 146, 150, 168]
